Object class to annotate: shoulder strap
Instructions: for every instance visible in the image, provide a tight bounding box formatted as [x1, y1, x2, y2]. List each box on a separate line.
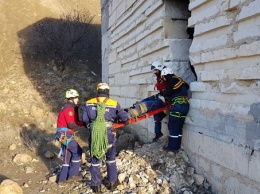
[96, 97, 108, 104]
[172, 76, 185, 90]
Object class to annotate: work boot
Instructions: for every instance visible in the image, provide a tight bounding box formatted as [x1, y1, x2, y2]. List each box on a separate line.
[162, 146, 178, 153]
[91, 185, 101, 193]
[152, 133, 163, 142]
[68, 175, 82, 182]
[57, 179, 70, 186]
[107, 180, 119, 191]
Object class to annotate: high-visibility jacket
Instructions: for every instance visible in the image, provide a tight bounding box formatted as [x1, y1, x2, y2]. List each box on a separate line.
[82, 94, 129, 126]
[163, 74, 189, 102]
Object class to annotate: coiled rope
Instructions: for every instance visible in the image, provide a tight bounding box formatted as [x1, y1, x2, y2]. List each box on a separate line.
[91, 101, 108, 161]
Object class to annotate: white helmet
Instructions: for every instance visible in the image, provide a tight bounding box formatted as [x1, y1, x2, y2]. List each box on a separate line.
[161, 67, 173, 76]
[97, 83, 110, 90]
[65, 89, 79, 98]
[151, 61, 164, 71]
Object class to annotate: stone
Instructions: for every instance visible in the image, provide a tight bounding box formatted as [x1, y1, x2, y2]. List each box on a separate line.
[22, 183, 29, 188]
[48, 175, 57, 183]
[25, 166, 34, 174]
[44, 151, 55, 159]
[13, 154, 32, 165]
[193, 174, 205, 186]
[9, 144, 16, 150]
[118, 173, 126, 183]
[0, 179, 23, 194]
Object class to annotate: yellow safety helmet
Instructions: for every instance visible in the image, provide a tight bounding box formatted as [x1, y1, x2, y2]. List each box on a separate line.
[65, 89, 79, 98]
[97, 83, 110, 90]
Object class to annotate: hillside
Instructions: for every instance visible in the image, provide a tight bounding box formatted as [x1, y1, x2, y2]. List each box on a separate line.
[0, 1, 213, 194]
[0, 0, 101, 138]
[0, 0, 102, 192]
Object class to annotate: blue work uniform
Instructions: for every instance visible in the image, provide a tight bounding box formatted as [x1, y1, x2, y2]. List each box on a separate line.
[56, 101, 82, 182]
[163, 74, 190, 151]
[82, 94, 129, 187]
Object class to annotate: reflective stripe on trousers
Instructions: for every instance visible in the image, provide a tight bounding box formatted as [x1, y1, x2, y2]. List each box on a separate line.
[89, 127, 118, 187]
[167, 102, 189, 150]
[58, 140, 82, 182]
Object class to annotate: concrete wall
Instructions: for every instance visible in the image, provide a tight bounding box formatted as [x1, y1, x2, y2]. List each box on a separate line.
[101, 0, 195, 142]
[184, 0, 260, 193]
[101, 0, 260, 193]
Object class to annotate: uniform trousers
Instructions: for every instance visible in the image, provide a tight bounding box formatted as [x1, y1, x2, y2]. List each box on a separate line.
[58, 139, 82, 182]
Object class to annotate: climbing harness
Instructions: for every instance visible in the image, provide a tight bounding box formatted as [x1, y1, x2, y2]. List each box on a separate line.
[169, 96, 189, 118]
[172, 96, 189, 105]
[55, 128, 74, 164]
[55, 128, 74, 146]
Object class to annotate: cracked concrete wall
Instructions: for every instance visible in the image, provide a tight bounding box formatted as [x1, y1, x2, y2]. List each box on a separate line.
[101, 0, 260, 193]
[183, 0, 260, 193]
[101, 0, 195, 142]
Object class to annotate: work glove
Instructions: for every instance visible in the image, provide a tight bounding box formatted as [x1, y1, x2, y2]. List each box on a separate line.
[158, 94, 166, 103]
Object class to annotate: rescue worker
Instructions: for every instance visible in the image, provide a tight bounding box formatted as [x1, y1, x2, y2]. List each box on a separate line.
[161, 67, 190, 152]
[82, 83, 129, 193]
[150, 61, 167, 142]
[56, 89, 83, 185]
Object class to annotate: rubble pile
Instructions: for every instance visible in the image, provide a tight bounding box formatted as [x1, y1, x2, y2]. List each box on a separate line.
[46, 135, 212, 194]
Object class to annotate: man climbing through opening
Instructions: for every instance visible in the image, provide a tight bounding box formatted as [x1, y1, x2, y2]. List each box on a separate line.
[161, 67, 190, 152]
[55, 89, 83, 185]
[82, 83, 129, 193]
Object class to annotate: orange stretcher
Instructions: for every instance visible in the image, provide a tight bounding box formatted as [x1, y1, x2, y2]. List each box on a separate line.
[113, 102, 170, 129]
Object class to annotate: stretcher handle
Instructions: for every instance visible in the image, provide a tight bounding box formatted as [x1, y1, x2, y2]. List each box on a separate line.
[113, 103, 170, 129]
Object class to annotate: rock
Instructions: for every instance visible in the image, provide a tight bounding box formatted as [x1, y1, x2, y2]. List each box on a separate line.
[81, 153, 87, 164]
[22, 183, 29, 188]
[184, 174, 194, 186]
[9, 144, 16, 150]
[52, 65, 58, 71]
[48, 175, 57, 183]
[193, 174, 204, 186]
[0, 102, 7, 111]
[177, 151, 190, 163]
[0, 179, 23, 194]
[13, 154, 32, 165]
[118, 173, 126, 183]
[170, 172, 181, 190]
[30, 105, 44, 119]
[44, 151, 55, 159]
[25, 166, 34, 174]
[128, 176, 136, 189]
[186, 167, 195, 176]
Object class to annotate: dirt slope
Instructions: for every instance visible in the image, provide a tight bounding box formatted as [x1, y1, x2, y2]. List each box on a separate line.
[0, 1, 101, 193]
[0, 2, 213, 194]
[0, 0, 101, 130]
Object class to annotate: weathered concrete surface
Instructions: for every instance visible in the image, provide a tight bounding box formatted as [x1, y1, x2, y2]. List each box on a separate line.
[101, 0, 260, 193]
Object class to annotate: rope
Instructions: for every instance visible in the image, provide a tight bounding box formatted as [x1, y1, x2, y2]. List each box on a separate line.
[91, 101, 108, 161]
